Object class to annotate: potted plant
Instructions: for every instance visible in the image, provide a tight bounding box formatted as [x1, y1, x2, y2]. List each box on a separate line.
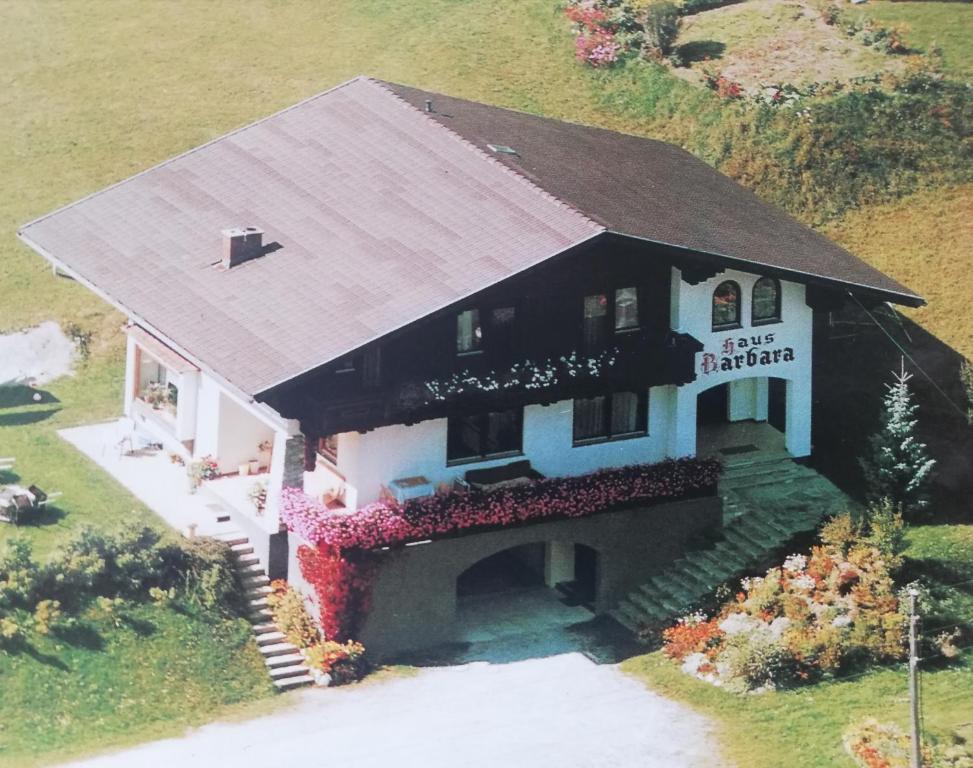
[239, 461, 251, 476]
[257, 439, 273, 470]
[248, 482, 267, 515]
[187, 455, 219, 492]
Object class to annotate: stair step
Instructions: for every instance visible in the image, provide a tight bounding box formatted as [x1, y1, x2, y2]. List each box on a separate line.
[231, 542, 255, 555]
[249, 597, 270, 610]
[610, 607, 640, 633]
[252, 622, 278, 635]
[265, 652, 305, 668]
[243, 574, 271, 587]
[259, 641, 299, 658]
[213, 531, 247, 546]
[256, 631, 287, 646]
[239, 563, 266, 575]
[246, 585, 274, 597]
[274, 674, 314, 690]
[269, 663, 310, 680]
[629, 590, 667, 619]
[250, 609, 273, 621]
[236, 553, 261, 566]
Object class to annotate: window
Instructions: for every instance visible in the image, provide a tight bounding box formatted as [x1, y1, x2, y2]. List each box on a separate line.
[712, 281, 741, 330]
[583, 293, 609, 352]
[614, 287, 639, 331]
[456, 309, 482, 354]
[752, 277, 781, 324]
[584, 288, 640, 351]
[573, 391, 648, 444]
[317, 435, 338, 464]
[447, 408, 523, 463]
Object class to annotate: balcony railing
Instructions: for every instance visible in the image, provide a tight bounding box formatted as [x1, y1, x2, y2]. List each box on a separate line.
[281, 456, 721, 552]
[298, 330, 702, 436]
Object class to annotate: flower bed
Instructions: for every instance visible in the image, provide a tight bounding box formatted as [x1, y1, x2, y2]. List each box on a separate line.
[663, 510, 909, 692]
[282, 457, 721, 551]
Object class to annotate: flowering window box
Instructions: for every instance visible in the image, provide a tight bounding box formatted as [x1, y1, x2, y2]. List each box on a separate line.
[282, 456, 721, 552]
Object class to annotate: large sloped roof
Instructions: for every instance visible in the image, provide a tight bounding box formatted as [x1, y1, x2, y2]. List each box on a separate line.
[384, 81, 922, 307]
[19, 76, 920, 396]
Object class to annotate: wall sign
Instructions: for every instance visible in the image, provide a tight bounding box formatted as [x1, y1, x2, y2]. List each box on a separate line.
[700, 333, 795, 375]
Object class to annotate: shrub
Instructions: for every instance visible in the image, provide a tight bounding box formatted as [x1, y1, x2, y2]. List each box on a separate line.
[266, 580, 320, 649]
[304, 640, 366, 685]
[640, 2, 680, 59]
[170, 536, 242, 612]
[661, 611, 724, 661]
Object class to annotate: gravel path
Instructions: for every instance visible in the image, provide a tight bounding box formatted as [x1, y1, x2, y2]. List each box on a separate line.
[61, 647, 724, 768]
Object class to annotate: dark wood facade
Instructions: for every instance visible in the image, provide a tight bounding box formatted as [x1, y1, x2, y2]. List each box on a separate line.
[262, 236, 704, 437]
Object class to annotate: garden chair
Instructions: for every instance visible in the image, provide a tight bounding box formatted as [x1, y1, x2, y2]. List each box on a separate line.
[0, 457, 14, 470]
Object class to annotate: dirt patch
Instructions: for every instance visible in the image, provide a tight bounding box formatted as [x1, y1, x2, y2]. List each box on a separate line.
[674, 0, 903, 92]
[0, 321, 76, 387]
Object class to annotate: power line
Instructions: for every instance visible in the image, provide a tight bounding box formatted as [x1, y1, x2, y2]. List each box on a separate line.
[847, 292, 968, 419]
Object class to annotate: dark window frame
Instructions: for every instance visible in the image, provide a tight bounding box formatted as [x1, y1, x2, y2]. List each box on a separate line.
[712, 280, 742, 331]
[446, 408, 525, 466]
[572, 391, 649, 446]
[456, 308, 483, 357]
[582, 285, 641, 352]
[751, 277, 782, 325]
[316, 434, 339, 465]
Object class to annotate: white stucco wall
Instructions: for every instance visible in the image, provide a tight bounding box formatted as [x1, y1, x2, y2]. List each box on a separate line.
[316, 387, 674, 507]
[669, 267, 813, 457]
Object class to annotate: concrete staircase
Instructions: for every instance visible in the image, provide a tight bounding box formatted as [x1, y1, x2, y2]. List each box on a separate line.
[611, 451, 849, 635]
[214, 530, 314, 691]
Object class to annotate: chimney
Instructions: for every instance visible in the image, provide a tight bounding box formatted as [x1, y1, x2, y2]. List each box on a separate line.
[221, 227, 264, 268]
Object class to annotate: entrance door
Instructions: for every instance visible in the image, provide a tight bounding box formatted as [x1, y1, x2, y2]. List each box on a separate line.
[768, 378, 787, 433]
[697, 383, 728, 426]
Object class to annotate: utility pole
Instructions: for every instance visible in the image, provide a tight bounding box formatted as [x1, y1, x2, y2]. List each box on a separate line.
[909, 588, 922, 768]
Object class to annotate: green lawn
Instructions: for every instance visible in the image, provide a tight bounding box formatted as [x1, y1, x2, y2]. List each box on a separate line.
[867, 1, 973, 80]
[0, 602, 276, 768]
[622, 524, 973, 768]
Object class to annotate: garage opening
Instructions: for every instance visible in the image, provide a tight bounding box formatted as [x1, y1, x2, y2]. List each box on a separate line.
[456, 542, 545, 598]
[454, 542, 598, 644]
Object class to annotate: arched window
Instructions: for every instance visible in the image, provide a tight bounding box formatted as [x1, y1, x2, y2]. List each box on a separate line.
[752, 277, 781, 324]
[712, 281, 741, 330]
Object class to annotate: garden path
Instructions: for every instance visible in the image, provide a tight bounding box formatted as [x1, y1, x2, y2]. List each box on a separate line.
[59, 624, 725, 768]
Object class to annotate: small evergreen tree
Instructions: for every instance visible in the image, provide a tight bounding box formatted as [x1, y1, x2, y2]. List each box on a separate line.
[860, 360, 936, 518]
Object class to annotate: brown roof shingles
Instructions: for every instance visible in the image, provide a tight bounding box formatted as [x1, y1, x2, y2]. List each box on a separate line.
[384, 81, 922, 306]
[19, 78, 603, 395]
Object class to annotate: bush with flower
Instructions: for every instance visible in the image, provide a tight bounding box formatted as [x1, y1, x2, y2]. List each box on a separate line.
[663, 504, 910, 692]
[265, 580, 367, 686]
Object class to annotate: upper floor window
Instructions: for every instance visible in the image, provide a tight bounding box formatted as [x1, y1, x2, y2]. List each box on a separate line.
[573, 391, 648, 444]
[752, 277, 781, 324]
[456, 309, 482, 354]
[712, 281, 741, 330]
[614, 287, 639, 331]
[583, 286, 640, 351]
[447, 408, 523, 464]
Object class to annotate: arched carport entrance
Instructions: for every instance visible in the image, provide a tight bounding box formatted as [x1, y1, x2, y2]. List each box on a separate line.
[696, 376, 789, 457]
[454, 542, 599, 644]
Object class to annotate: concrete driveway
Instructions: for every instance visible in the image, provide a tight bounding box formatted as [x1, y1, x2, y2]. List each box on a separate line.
[61, 617, 724, 768]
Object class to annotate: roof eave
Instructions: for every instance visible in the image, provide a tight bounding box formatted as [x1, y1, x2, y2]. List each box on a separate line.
[608, 231, 925, 309]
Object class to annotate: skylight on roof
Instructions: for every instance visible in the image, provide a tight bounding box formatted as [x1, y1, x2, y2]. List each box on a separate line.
[487, 144, 519, 156]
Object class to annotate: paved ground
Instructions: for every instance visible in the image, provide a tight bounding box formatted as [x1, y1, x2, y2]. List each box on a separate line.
[61, 621, 725, 768]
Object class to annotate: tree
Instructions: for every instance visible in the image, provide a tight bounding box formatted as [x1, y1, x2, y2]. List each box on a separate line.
[640, 2, 680, 59]
[860, 360, 936, 518]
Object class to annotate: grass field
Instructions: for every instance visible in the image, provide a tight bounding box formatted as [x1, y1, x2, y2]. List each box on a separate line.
[867, 0, 973, 80]
[622, 524, 973, 768]
[0, 602, 276, 768]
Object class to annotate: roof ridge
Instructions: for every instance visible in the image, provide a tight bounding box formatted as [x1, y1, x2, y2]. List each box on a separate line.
[18, 76, 371, 234]
[363, 78, 605, 233]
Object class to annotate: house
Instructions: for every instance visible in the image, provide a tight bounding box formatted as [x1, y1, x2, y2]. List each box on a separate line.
[18, 77, 922, 656]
